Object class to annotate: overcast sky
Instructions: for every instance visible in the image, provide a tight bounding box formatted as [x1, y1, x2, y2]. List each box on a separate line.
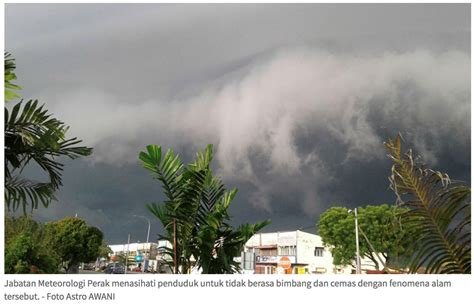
[5, 4, 471, 244]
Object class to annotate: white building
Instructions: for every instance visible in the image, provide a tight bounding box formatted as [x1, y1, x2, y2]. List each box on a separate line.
[242, 230, 383, 274]
[243, 230, 338, 274]
[108, 240, 172, 272]
[109, 242, 158, 255]
[109, 232, 384, 274]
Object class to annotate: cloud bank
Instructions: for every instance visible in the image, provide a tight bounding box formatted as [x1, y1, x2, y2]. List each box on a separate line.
[50, 48, 470, 215]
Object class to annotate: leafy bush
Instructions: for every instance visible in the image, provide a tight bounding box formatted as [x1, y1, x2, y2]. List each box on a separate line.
[5, 233, 58, 274]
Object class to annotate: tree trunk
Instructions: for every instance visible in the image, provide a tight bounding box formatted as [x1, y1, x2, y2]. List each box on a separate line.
[66, 263, 79, 274]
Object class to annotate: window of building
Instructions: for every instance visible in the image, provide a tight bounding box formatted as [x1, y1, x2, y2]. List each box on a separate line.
[314, 247, 324, 257]
[260, 248, 278, 256]
[255, 266, 265, 274]
[242, 252, 255, 270]
[255, 266, 274, 274]
[279, 245, 296, 256]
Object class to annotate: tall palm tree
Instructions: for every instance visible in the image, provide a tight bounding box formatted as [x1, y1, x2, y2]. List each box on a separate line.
[4, 53, 92, 213]
[139, 144, 270, 274]
[385, 134, 470, 273]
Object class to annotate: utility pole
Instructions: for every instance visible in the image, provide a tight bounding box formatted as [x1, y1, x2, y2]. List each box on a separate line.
[173, 219, 178, 274]
[133, 215, 151, 272]
[348, 208, 361, 274]
[125, 234, 130, 274]
[354, 208, 361, 274]
[358, 225, 388, 272]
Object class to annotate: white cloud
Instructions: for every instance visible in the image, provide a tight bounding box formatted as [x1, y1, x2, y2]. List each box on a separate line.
[47, 48, 469, 215]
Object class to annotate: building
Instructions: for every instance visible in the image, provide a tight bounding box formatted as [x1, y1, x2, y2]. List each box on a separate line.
[243, 230, 337, 274]
[108, 240, 172, 272]
[242, 230, 384, 274]
[109, 232, 384, 274]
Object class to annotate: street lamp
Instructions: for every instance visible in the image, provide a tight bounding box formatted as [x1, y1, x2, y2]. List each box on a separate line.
[348, 208, 361, 274]
[133, 215, 151, 272]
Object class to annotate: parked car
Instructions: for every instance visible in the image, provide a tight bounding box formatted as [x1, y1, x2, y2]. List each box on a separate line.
[104, 263, 125, 274]
[132, 266, 142, 272]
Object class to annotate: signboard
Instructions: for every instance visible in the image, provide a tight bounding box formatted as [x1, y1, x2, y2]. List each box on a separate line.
[256, 255, 278, 263]
[278, 256, 292, 270]
[135, 255, 143, 263]
[256, 255, 296, 264]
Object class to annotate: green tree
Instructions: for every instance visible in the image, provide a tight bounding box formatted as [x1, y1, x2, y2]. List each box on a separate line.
[4, 53, 92, 213]
[84, 226, 105, 262]
[5, 216, 59, 274]
[97, 240, 113, 259]
[5, 234, 58, 274]
[5, 215, 43, 244]
[44, 217, 104, 273]
[318, 204, 416, 272]
[385, 135, 470, 274]
[112, 254, 127, 265]
[139, 144, 270, 274]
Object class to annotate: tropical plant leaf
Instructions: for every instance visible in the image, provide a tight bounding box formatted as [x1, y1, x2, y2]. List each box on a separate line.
[4, 176, 56, 213]
[4, 52, 22, 102]
[385, 134, 470, 274]
[140, 144, 270, 274]
[5, 100, 92, 209]
[4, 54, 92, 213]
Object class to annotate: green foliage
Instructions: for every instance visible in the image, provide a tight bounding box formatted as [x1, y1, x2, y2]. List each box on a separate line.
[113, 254, 127, 265]
[44, 217, 104, 273]
[5, 234, 58, 274]
[140, 144, 270, 274]
[5, 234, 38, 273]
[5, 216, 105, 274]
[4, 53, 92, 213]
[98, 239, 113, 258]
[4, 216, 59, 274]
[84, 226, 105, 262]
[4, 52, 22, 101]
[385, 134, 471, 274]
[318, 204, 416, 271]
[5, 215, 43, 243]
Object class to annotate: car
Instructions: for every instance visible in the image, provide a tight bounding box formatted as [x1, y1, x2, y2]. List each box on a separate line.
[132, 267, 142, 272]
[104, 263, 125, 274]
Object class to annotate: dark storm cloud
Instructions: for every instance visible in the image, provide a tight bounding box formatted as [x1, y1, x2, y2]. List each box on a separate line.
[5, 4, 470, 243]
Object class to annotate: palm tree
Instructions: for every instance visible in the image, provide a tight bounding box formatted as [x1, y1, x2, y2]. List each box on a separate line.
[385, 134, 470, 273]
[4, 52, 21, 101]
[4, 53, 92, 213]
[139, 144, 270, 274]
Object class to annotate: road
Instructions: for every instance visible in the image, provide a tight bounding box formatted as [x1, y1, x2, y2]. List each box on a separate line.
[78, 270, 149, 274]
[78, 270, 103, 274]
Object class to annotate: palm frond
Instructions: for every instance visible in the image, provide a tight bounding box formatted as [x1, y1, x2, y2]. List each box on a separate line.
[139, 146, 184, 203]
[5, 100, 92, 212]
[4, 176, 56, 213]
[385, 134, 470, 274]
[140, 144, 270, 274]
[4, 52, 22, 101]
